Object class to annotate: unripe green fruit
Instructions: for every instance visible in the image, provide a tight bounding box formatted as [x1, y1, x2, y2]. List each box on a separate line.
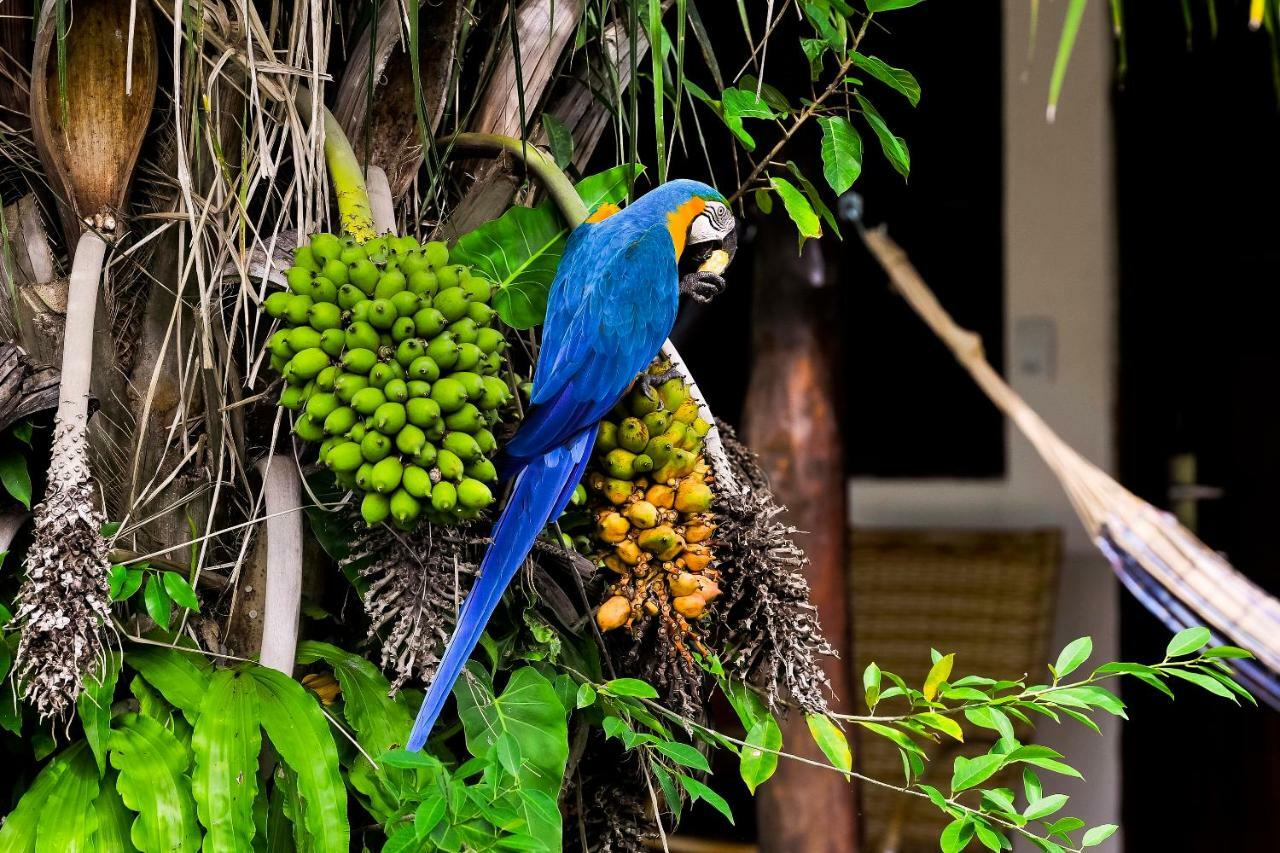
[287, 326, 322, 352]
[334, 373, 368, 402]
[396, 424, 428, 456]
[294, 414, 326, 442]
[644, 436, 675, 465]
[434, 287, 469, 321]
[390, 489, 421, 526]
[361, 430, 392, 462]
[345, 322, 380, 351]
[364, 237, 388, 259]
[270, 353, 289, 373]
[403, 465, 432, 498]
[339, 284, 366, 310]
[659, 378, 687, 411]
[424, 241, 450, 269]
[691, 417, 711, 437]
[431, 481, 457, 512]
[318, 329, 345, 357]
[461, 275, 491, 302]
[413, 307, 446, 337]
[445, 403, 485, 433]
[353, 463, 373, 490]
[289, 348, 330, 380]
[391, 317, 417, 343]
[426, 420, 446, 441]
[400, 252, 428, 275]
[474, 377, 507, 411]
[430, 377, 468, 413]
[414, 442, 438, 467]
[474, 428, 497, 455]
[286, 266, 314, 294]
[279, 385, 306, 410]
[457, 478, 492, 510]
[597, 422, 619, 452]
[465, 457, 498, 483]
[309, 302, 342, 331]
[324, 406, 357, 436]
[408, 355, 440, 382]
[633, 454, 654, 473]
[348, 259, 379, 293]
[368, 299, 397, 329]
[321, 258, 349, 286]
[406, 397, 442, 428]
[439, 265, 466, 289]
[475, 327, 505, 355]
[374, 270, 407, 299]
[361, 491, 390, 526]
[604, 448, 638, 480]
[448, 318, 479, 345]
[642, 411, 672, 436]
[368, 361, 397, 388]
[425, 333, 459, 369]
[315, 366, 339, 391]
[340, 246, 366, 266]
[269, 329, 293, 359]
[318, 437, 341, 460]
[663, 421, 688, 445]
[306, 392, 339, 421]
[285, 295, 314, 325]
[435, 448, 465, 482]
[265, 291, 291, 318]
[351, 387, 387, 416]
[327, 441, 364, 472]
[408, 270, 438, 297]
[443, 431, 482, 462]
[480, 351, 503, 376]
[451, 372, 484, 399]
[374, 401, 407, 434]
[383, 379, 409, 403]
[310, 233, 342, 263]
[294, 246, 320, 271]
[348, 423, 367, 442]
[455, 343, 482, 371]
[371, 456, 404, 493]
[309, 278, 338, 304]
[618, 418, 649, 453]
[334, 468, 359, 490]
[342, 348, 378, 375]
[467, 302, 495, 325]
[393, 235, 419, 255]
[349, 301, 371, 323]
[396, 338, 425, 366]
[571, 484, 587, 506]
[389, 291, 419, 318]
[407, 380, 431, 398]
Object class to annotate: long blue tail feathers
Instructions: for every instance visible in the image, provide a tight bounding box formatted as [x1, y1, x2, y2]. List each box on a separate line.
[405, 427, 596, 750]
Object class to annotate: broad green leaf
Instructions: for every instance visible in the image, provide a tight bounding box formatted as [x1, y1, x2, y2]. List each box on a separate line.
[92, 770, 136, 851]
[817, 116, 862, 195]
[193, 669, 261, 852]
[973, 821, 1006, 852]
[1082, 824, 1118, 847]
[0, 749, 69, 851]
[109, 713, 201, 853]
[1045, 816, 1085, 837]
[1166, 626, 1211, 657]
[923, 653, 955, 702]
[851, 53, 920, 106]
[142, 576, 171, 632]
[1023, 768, 1043, 803]
[855, 94, 911, 179]
[1202, 645, 1252, 659]
[806, 714, 853, 774]
[784, 162, 840, 239]
[542, 113, 574, 170]
[162, 573, 200, 612]
[37, 743, 101, 853]
[867, 0, 926, 11]
[1053, 637, 1092, 679]
[126, 647, 210, 723]
[455, 663, 569, 799]
[0, 447, 31, 508]
[722, 86, 778, 120]
[753, 188, 773, 214]
[951, 753, 1006, 793]
[651, 761, 682, 822]
[100, 521, 122, 538]
[916, 711, 964, 742]
[250, 667, 349, 853]
[769, 177, 822, 246]
[677, 775, 734, 825]
[1019, 757, 1083, 779]
[651, 740, 711, 773]
[940, 818, 974, 853]
[1047, 0, 1088, 121]
[739, 717, 782, 793]
[296, 641, 412, 752]
[414, 794, 447, 837]
[721, 677, 769, 732]
[77, 653, 121, 775]
[451, 165, 643, 330]
[1024, 793, 1069, 820]
[859, 721, 924, 757]
[601, 677, 659, 699]
[575, 683, 597, 709]
[1166, 667, 1237, 702]
[964, 707, 1014, 742]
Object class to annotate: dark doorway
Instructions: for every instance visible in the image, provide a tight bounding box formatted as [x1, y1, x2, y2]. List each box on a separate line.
[1114, 8, 1280, 851]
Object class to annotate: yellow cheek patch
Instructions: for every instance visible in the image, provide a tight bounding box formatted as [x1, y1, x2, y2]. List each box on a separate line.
[586, 203, 621, 223]
[666, 197, 707, 259]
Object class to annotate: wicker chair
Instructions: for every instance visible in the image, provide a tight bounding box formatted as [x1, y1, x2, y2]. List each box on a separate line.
[850, 529, 1061, 853]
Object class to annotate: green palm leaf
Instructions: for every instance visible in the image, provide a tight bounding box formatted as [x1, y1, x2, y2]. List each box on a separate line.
[126, 647, 211, 724]
[0, 750, 69, 851]
[36, 743, 100, 853]
[192, 668, 261, 852]
[109, 713, 201, 853]
[92, 771, 138, 852]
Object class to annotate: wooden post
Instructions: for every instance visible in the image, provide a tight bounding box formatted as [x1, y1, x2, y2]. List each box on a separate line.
[744, 217, 858, 852]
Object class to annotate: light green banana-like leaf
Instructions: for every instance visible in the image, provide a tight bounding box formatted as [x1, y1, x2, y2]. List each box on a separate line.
[192, 668, 261, 853]
[36, 743, 101, 853]
[109, 713, 201, 853]
[126, 647, 211, 724]
[296, 641, 410, 752]
[92, 770, 138, 852]
[0, 744, 69, 851]
[250, 667, 349, 853]
[77, 653, 122, 775]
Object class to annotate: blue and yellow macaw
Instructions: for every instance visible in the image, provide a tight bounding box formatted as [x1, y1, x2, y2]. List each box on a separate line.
[407, 180, 736, 749]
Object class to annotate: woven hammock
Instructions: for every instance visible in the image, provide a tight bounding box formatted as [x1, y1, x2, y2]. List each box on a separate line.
[857, 224, 1280, 709]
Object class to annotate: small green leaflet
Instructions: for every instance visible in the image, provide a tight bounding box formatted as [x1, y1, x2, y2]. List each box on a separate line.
[0, 447, 31, 508]
[163, 571, 201, 612]
[601, 677, 659, 699]
[1024, 793, 1069, 820]
[940, 817, 974, 853]
[677, 774, 734, 825]
[1053, 636, 1093, 679]
[1082, 824, 1119, 847]
[769, 177, 821, 247]
[951, 753, 1005, 793]
[866, 0, 926, 10]
[923, 652, 954, 702]
[851, 53, 920, 106]
[806, 713, 853, 773]
[739, 717, 782, 793]
[855, 94, 911, 179]
[144, 575, 172, 631]
[817, 116, 862, 195]
[542, 113, 574, 169]
[1165, 626, 1211, 657]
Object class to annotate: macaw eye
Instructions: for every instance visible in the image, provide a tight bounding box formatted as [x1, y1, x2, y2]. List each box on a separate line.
[688, 201, 735, 246]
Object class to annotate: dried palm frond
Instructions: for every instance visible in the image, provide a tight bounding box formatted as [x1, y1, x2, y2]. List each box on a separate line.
[858, 222, 1280, 708]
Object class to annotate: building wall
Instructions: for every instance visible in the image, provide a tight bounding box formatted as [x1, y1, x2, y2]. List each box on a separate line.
[848, 1, 1121, 848]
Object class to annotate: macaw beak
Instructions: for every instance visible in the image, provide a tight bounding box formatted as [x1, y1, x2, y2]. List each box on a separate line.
[680, 206, 736, 304]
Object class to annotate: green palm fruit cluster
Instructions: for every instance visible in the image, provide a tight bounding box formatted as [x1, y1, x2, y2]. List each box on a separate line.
[263, 232, 511, 528]
[586, 365, 719, 661]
